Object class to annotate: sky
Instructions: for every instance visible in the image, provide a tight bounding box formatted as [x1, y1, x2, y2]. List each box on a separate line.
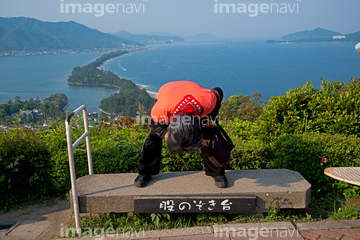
[0, 0, 359, 39]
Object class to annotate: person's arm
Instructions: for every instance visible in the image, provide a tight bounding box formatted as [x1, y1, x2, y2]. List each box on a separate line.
[202, 87, 223, 127]
[207, 87, 223, 120]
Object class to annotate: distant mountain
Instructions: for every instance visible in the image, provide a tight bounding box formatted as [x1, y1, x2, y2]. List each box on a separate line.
[186, 33, 220, 42]
[345, 31, 360, 42]
[0, 17, 142, 52]
[112, 31, 185, 44]
[281, 27, 341, 41]
[268, 27, 360, 44]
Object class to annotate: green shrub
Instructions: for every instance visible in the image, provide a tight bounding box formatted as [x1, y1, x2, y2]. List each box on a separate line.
[219, 92, 264, 122]
[269, 133, 360, 204]
[255, 78, 360, 141]
[161, 149, 203, 172]
[0, 129, 55, 211]
[226, 118, 255, 141]
[229, 138, 272, 170]
[38, 124, 69, 194]
[2, 78, 360, 211]
[91, 126, 146, 174]
[50, 124, 149, 194]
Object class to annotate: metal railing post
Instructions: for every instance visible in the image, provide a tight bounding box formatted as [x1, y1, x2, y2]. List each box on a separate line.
[83, 107, 93, 175]
[65, 105, 93, 235]
[65, 119, 81, 235]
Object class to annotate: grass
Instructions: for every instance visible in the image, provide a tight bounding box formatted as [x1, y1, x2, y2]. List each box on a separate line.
[328, 199, 360, 221]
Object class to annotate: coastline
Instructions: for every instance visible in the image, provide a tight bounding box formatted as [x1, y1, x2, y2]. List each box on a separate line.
[93, 49, 158, 99]
[96, 52, 132, 69]
[67, 82, 157, 99]
[99, 108, 113, 115]
[267, 40, 360, 44]
[136, 84, 158, 99]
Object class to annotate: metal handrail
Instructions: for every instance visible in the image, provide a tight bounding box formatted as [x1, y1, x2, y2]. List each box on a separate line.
[65, 105, 93, 234]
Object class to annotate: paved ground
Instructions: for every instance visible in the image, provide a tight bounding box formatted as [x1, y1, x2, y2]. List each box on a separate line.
[0, 199, 71, 240]
[1, 200, 360, 240]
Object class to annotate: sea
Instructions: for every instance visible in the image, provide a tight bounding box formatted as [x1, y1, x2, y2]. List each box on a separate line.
[0, 40, 359, 113]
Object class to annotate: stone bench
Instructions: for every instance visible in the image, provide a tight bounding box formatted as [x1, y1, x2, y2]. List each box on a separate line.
[71, 169, 311, 214]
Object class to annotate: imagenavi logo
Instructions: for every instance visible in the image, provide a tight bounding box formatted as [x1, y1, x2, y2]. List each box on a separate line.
[60, 0, 147, 17]
[214, 0, 301, 17]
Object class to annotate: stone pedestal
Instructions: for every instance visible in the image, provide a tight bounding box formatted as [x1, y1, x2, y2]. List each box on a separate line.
[72, 169, 311, 213]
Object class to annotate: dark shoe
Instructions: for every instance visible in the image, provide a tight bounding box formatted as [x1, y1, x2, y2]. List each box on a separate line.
[212, 175, 228, 188]
[134, 174, 152, 188]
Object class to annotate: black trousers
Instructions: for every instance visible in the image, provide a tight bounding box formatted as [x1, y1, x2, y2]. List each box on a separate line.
[138, 87, 225, 177]
[138, 128, 225, 176]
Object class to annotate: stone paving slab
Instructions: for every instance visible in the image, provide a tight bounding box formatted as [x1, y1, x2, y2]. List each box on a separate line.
[213, 222, 301, 240]
[159, 233, 230, 240]
[74, 169, 311, 213]
[131, 226, 213, 239]
[214, 221, 295, 231]
[308, 229, 348, 239]
[338, 219, 360, 228]
[296, 221, 354, 230]
[230, 230, 303, 240]
[299, 230, 322, 240]
[5, 220, 50, 239]
[301, 229, 359, 240]
[329, 229, 360, 239]
[47, 220, 360, 240]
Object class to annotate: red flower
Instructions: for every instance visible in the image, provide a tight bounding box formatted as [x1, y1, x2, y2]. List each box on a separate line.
[321, 158, 327, 163]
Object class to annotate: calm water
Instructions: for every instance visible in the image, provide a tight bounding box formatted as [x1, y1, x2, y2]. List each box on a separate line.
[0, 53, 117, 113]
[0, 40, 359, 115]
[103, 40, 360, 101]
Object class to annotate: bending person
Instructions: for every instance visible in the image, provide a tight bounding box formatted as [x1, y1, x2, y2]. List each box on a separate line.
[134, 81, 226, 188]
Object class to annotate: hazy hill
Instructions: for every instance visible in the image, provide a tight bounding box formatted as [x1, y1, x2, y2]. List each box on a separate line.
[112, 30, 185, 44]
[0, 17, 142, 52]
[281, 27, 341, 41]
[345, 31, 360, 42]
[268, 27, 360, 44]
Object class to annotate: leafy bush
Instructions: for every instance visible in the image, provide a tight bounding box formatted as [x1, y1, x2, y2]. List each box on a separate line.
[255, 78, 360, 141]
[225, 118, 256, 141]
[229, 138, 272, 170]
[0, 129, 55, 211]
[161, 149, 203, 172]
[269, 133, 360, 205]
[2, 78, 360, 212]
[44, 123, 149, 195]
[219, 92, 264, 122]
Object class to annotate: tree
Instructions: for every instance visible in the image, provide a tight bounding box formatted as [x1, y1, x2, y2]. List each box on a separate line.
[220, 92, 264, 122]
[26, 113, 32, 123]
